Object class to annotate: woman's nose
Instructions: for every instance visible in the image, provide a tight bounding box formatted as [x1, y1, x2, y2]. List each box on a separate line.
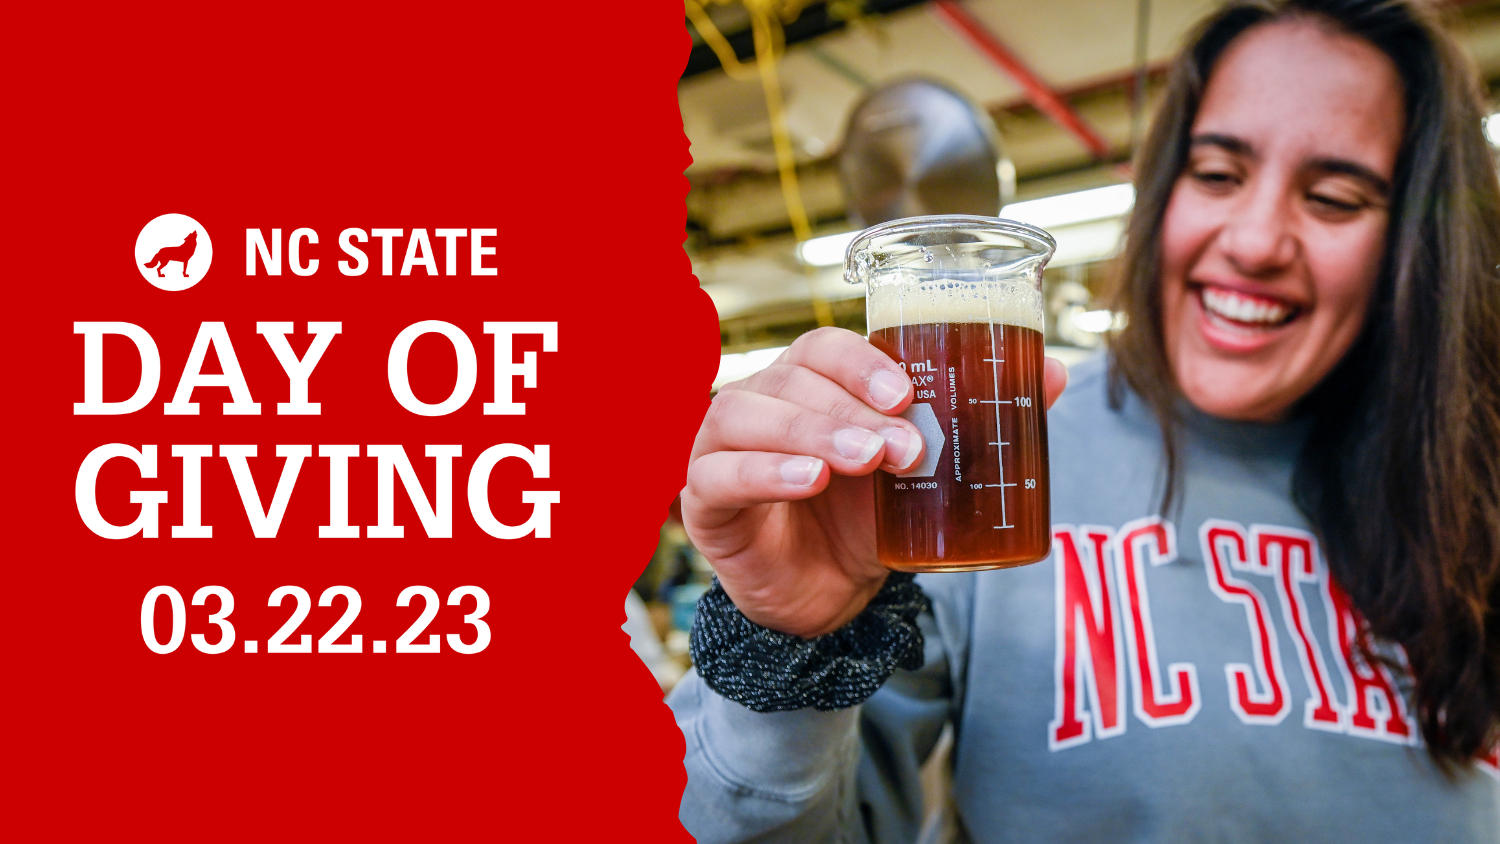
[1218, 183, 1298, 276]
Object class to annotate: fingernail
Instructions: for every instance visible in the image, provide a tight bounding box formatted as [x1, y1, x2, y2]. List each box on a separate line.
[880, 427, 921, 470]
[834, 428, 884, 463]
[779, 456, 823, 486]
[868, 369, 910, 410]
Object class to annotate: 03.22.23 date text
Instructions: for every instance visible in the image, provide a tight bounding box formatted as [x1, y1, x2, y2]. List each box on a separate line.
[141, 585, 491, 655]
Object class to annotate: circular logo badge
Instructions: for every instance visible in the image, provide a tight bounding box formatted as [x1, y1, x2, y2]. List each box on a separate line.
[135, 213, 212, 291]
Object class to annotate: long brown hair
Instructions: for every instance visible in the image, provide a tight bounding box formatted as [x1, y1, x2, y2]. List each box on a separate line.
[1109, 0, 1500, 766]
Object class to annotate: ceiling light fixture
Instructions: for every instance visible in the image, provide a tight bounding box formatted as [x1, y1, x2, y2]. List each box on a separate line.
[795, 231, 860, 267]
[1070, 309, 1120, 333]
[1000, 183, 1136, 230]
[793, 184, 1137, 268]
[715, 346, 791, 389]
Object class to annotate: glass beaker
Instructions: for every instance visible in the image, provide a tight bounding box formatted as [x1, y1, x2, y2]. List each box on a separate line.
[845, 215, 1056, 572]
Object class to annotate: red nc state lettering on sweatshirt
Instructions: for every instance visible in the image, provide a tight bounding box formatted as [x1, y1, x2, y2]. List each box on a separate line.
[1200, 520, 1292, 725]
[1255, 526, 1345, 732]
[1116, 517, 1201, 728]
[1323, 578, 1415, 744]
[1049, 525, 1126, 751]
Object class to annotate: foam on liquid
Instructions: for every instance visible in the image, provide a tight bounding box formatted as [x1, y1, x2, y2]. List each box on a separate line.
[867, 277, 1044, 333]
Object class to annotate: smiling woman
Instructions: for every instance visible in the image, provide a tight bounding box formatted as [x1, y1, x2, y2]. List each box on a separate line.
[671, 0, 1500, 839]
[1111, 0, 1500, 766]
[1157, 19, 1403, 423]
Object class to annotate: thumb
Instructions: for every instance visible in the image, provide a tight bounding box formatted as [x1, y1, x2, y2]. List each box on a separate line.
[1042, 357, 1069, 410]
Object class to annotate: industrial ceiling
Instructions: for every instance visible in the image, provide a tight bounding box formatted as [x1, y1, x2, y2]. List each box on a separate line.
[681, 0, 1500, 348]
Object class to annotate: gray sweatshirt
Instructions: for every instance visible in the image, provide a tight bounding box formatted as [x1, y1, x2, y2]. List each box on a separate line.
[668, 355, 1500, 843]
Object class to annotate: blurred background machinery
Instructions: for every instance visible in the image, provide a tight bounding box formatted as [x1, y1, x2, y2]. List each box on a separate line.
[683, 0, 1500, 373]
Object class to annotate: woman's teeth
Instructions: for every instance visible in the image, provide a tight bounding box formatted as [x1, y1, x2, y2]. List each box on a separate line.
[1200, 286, 1294, 327]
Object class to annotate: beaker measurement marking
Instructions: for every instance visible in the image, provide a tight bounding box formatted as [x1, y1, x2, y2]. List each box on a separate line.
[988, 441, 1009, 446]
[984, 483, 1017, 488]
[994, 525, 1015, 530]
[984, 311, 1007, 528]
[980, 400, 1012, 405]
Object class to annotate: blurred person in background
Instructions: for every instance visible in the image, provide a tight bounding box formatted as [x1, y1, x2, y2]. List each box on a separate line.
[624, 588, 685, 691]
[670, 0, 1500, 840]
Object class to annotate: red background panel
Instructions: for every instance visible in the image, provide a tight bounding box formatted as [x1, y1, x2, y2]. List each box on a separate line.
[4, 2, 712, 840]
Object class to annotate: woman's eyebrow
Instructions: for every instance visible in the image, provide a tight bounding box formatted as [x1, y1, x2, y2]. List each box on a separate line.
[1189, 132, 1253, 156]
[1190, 133, 1392, 197]
[1305, 157, 1392, 196]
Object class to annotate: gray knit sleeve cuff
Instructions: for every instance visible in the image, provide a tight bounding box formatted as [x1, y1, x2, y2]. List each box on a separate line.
[687, 572, 931, 712]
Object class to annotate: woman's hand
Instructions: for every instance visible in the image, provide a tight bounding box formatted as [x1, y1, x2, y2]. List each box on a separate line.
[682, 327, 1068, 638]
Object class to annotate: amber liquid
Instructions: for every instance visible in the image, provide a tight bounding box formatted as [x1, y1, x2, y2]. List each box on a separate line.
[869, 322, 1051, 572]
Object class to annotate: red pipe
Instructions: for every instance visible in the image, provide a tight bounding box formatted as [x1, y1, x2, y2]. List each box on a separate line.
[929, 0, 1112, 159]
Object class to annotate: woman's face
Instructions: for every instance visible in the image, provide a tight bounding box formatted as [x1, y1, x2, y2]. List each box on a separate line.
[1159, 19, 1405, 422]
